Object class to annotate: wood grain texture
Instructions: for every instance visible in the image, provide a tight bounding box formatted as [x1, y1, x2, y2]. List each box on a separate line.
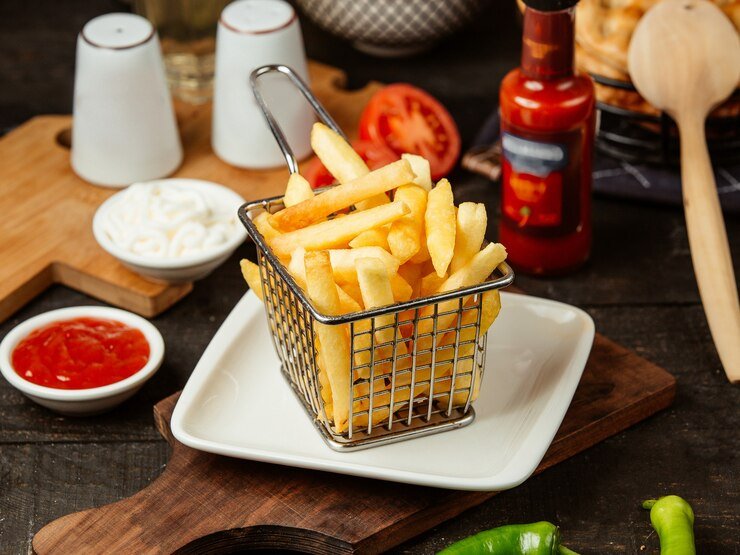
[3, 2, 740, 553]
[627, 0, 740, 381]
[0, 62, 380, 325]
[32, 334, 675, 555]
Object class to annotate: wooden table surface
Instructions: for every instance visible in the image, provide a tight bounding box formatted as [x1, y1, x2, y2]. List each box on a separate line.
[1, 2, 738, 554]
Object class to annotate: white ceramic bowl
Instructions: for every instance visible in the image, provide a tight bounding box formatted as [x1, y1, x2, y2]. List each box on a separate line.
[0, 306, 165, 416]
[92, 178, 247, 284]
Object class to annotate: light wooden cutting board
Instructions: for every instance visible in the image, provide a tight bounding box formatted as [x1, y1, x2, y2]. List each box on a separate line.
[0, 61, 382, 323]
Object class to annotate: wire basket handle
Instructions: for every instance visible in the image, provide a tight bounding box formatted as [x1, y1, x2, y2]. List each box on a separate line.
[250, 64, 347, 174]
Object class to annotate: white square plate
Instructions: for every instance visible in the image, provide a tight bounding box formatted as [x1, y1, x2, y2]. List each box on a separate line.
[171, 291, 594, 491]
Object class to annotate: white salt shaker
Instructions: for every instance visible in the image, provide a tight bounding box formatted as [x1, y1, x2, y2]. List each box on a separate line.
[212, 0, 313, 169]
[71, 13, 183, 187]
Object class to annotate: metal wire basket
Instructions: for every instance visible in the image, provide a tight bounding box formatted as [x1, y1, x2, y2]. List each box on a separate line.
[241, 65, 514, 451]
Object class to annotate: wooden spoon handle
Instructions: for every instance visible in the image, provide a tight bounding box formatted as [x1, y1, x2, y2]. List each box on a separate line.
[678, 114, 740, 382]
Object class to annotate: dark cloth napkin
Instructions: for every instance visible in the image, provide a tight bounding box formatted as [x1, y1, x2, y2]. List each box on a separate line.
[462, 110, 740, 214]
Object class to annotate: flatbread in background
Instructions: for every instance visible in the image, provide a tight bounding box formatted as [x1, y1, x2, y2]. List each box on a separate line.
[515, 0, 740, 116]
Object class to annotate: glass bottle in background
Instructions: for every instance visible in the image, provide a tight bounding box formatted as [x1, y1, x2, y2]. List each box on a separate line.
[498, 0, 595, 275]
[134, 0, 232, 104]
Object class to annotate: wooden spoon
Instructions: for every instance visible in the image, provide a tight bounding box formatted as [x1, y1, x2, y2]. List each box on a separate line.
[628, 0, 740, 382]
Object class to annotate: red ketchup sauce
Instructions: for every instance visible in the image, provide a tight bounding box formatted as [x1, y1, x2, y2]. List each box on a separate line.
[11, 317, 150, 389]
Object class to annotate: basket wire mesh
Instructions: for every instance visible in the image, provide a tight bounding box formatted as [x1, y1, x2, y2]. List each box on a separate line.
[244, 65, 514, 451]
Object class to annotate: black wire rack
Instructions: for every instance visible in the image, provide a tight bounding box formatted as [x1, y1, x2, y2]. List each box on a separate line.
[593, 74, 740, 167]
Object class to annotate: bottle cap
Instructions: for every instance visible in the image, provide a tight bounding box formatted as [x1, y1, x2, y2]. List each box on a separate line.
[522, 0, 579, 11]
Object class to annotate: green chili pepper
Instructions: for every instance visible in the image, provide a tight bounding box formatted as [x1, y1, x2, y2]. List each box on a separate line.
[643, 495, 696, 555]
[438, 521, 580, 555]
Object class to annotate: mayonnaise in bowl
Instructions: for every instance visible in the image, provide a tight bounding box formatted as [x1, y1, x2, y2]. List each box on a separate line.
[93, 179, 247, 283]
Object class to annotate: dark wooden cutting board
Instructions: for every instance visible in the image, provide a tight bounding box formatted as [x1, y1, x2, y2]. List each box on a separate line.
[32, 333, 675, 554]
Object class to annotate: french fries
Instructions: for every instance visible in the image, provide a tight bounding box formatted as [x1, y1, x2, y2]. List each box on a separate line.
[397, 261, 423, 298]
[425, 179, 456, 277]
[435, 290, 502, 407]
[387, 184, 427, 263]
[283, 173, 314, 208]
[349, 227, 390, 250]
[284, 248, 362, 314]
[419, 270, 446, 298]
[402, 153, 432, 191]
[310, 122, 367, 184]
[310, 122, 388, 210]
[354, 257, 408, 374]
[239, 128, 510, 436]
[389, 273, 413, 303]
[289, 246, 400, 286]
[450, 202, 487, 273]
[270, 160, 414, 231]
[304, 251, 352, 433]
[239, 259, 263, 301]
[253, 211, 280, 242]
[269, 201, 410, 257]
[393, 242, 508, 383]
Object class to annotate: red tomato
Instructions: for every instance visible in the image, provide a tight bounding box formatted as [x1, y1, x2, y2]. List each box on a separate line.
[303, 140, 399, 189]
[359, 84, 461, 180]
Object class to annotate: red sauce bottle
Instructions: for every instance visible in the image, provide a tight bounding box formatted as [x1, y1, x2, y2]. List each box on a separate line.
[499, 0, 595, 275]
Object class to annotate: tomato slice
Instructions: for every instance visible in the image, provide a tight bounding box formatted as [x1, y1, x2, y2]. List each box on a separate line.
[358, 84, 461, 181]
[302, 140, 400, 189]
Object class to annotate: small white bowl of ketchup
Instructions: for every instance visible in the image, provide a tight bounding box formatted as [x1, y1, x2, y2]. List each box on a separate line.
[0, 306, 164, 416]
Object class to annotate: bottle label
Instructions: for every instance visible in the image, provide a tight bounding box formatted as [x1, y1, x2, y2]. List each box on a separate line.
[501, 131, 580, 236]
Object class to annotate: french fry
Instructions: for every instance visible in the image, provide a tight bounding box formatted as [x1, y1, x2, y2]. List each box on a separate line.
[310, 281, 387, 427]
[419, 258, 436, 276]
[356, 257, 401, 311]
[348, 227, 390, 250]
[247, 141, 508, 434]
[409, 237, 431, 264]
[283, 172, 314, 208]
[287, 248, 361, 314]
[420, 270, 447, 298]
[425, 179, 456, 277]
[428, 242, 507, 306]
[390, 273, 413, 302]
[351, 257, 409, 423]
[316, 349, 334, 421]
[397, 262, 423, 298]
[402, 153, 432, 191]
[269, 201, 411, 257]
[417, 241, 506, 355]
[450, 202, 487, 274]
[253, 211, 280, 243]
[240, 259, 264, 301]
[394, 242, 507, 390]
[337, 287, 362, 314]
[270, 160, 413, 231]
[304, 251, 352, 433]
[339, 282, 364, 309]
[310, 122, 368, 184]
[350, 377, 398, 429]
[332, 248, 401, 284]
[354, 193, 390, 211]
[435, 290, 502, 407]
[387, 184, 427, 263]
[290, 246, 400, 285]
[354, 257, 408, 374]
[310, 122, 388, 210]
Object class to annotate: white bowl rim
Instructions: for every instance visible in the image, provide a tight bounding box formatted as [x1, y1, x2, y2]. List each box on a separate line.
[92, 178, 248, 270]
[0, 306, 165, 402]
